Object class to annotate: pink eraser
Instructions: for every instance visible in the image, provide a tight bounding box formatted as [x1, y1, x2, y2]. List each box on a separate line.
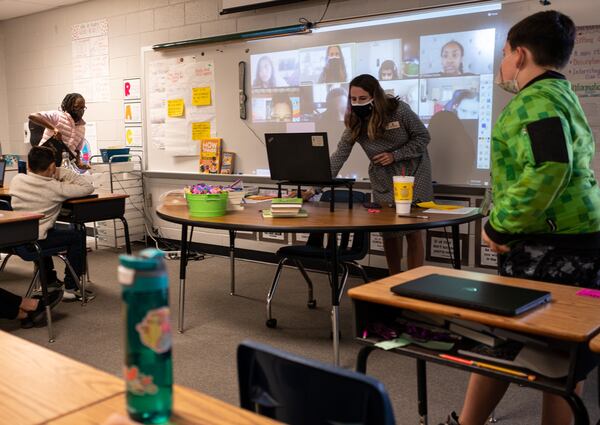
[576, 288, 600, 298]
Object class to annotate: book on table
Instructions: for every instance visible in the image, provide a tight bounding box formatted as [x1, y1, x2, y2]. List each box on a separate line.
[266, 197, 305, 217]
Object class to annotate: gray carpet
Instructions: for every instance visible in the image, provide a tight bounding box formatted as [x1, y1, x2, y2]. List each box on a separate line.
[0, 247, 598, 424]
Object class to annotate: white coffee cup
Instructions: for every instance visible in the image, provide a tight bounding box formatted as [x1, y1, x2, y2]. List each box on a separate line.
[393, 176, 414, 214]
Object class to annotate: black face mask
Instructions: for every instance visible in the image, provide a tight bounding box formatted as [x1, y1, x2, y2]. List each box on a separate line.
[69, 110, 83, 122]
[351, 101, 373, 119]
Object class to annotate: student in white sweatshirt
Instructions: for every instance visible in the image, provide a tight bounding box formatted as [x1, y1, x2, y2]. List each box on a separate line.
[10, 146, 95, 301]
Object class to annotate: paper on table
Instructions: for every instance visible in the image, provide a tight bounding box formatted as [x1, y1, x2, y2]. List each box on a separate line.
[423, 207, 478, 215]
[417, 201, 463, 210]
[375, 337, 411, 350]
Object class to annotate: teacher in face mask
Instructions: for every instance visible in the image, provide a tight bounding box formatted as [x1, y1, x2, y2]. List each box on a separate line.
[29, 93, 88, 169]
[310, 74, 433, 273]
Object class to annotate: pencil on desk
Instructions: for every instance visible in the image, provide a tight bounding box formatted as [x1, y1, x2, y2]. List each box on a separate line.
[474, 361, 536, 381]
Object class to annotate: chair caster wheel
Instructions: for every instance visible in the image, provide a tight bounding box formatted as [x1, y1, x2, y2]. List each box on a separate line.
[266, 318, 277, 328]
[307, 300, 317, 309]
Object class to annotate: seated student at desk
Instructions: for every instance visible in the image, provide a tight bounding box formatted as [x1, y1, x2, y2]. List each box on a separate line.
[9, 146, 95, 301]
[0, 287, 62, 328]
[441, 11, 600, 425]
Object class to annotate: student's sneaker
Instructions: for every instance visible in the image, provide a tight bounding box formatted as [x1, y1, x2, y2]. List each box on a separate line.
[31, 280, 63, 297]
[63, 287, 96, 302]
[21, 290, 64, 329]
[439, 412, 460, 425]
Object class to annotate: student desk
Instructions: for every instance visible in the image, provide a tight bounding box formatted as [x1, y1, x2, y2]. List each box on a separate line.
[348, 266, 600, 425]
[0, 331, 280, 425]
[156, 203, 480, 365]
[0, 330, 123, 424]
[591, 334, 600, 354]
[47, 385, 282, 425]
[0, 211, 59, 342]
[0, 185, 9, 200]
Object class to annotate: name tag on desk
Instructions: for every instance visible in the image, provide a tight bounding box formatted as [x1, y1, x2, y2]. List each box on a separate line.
[385, 121, 400, 130]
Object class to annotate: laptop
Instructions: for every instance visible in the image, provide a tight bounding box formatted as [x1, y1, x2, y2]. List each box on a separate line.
[390, 274, 552, 316]
[265, 132, 353, 184]
[0, 159, 5, 188]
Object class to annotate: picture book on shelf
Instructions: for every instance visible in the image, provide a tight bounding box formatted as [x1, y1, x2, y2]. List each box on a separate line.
[221, 151, 235, 174]
[199, 138, 221, 174]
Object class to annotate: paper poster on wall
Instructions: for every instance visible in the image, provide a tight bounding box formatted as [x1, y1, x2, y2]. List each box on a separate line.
[425, 231, 469, 266]
[259, 232, 288, 244]
[369, 233, 385, 255]
[124, 102, 142, 123]
[124, 78, 141, 100]
[125, 126, 143, 147]
[72, 19, 109, 103]
[191, 122, 211, 140]
[167, 99, 185, 117]
[192, 87, 212, 106]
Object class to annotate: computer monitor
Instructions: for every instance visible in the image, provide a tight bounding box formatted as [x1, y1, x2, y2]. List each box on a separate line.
[265, 132, 334, 183]
[0, 159, 5, 188]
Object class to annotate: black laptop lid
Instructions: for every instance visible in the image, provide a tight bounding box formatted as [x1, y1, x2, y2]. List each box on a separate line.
[0, 159, 5, 187]
[391, 274, 552, 316]
[265, 132, 332, 183]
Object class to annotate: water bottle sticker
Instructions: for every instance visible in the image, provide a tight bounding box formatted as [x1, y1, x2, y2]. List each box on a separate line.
[118, 265, 135, 286]
[136, 307, 172, 354]
[124, 366, 158, 395]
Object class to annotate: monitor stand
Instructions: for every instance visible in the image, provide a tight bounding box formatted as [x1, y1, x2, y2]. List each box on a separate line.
[276, 179, 356, 212]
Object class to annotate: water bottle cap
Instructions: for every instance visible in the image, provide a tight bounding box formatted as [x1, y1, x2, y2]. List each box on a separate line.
[119, 248, 165, 271]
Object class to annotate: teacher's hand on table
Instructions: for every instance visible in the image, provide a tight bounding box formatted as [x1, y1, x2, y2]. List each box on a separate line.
[372, 152, 394, 166]
[481, 228, 510, 254]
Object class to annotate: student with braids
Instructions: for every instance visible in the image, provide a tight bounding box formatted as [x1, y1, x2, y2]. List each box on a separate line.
[29, 93, 88, 168]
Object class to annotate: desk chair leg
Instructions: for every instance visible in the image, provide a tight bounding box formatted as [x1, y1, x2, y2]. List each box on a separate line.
[0, 253, 12, 272]
[294, 260, 316, 308]
[563, 391, 590, 425]
[33, 244, 54, 343]
[119, 217, 132, 255]
[57, 254, 86, 306]
[178, 224, 189, 333]
[417, 359, 429, 425]
[329, 231, 341, 366]
[229, 230, 236, 296]
[451, 225, 461, 270]
[356, 345, 377, 373]
[266, 258, 287, 328]
[25, 265, 40, 298]
[350, 262, 370, 283]
[337, 264, 349, 304]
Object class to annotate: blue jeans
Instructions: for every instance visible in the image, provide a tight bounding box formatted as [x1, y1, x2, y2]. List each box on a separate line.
[38, 225, 85, 289]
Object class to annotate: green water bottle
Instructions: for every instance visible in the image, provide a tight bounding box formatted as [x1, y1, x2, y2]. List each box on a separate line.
[119, 249, 173, 424]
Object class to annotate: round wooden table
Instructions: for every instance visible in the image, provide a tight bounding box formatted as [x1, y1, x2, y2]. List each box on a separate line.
[157, 202, 481, 365]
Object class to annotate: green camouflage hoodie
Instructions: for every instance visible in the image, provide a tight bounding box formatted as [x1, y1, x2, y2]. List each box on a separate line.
[485, 72, 600, 249]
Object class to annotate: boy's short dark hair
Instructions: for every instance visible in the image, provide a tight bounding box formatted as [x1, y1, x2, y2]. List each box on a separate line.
[507, 10, 575, 69]
[28, 146, 56, 173]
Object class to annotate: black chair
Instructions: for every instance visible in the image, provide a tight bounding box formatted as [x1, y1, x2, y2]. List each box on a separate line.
[0, 200, 82, 307]
[237, 340, 396, 425]
[266, 190, 370, 328]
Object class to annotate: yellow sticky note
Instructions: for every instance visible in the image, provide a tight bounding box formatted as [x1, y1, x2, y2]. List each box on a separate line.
[167, 99, 185, 117]
[192, 87, 211, 106]
[192, 122, 211, 140]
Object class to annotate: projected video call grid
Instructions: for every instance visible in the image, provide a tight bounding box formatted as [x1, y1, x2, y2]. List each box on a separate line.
[250, 28, 495, 169]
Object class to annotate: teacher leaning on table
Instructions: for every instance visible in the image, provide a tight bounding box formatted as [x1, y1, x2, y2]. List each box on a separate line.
[304, 74, 433, 274]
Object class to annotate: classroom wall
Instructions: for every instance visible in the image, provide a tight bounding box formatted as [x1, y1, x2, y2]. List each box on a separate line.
[0, 0, 599, 156]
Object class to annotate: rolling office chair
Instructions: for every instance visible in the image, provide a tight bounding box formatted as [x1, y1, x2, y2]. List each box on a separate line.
[237, 340, 396, 425]
[265, 190, 370, 328]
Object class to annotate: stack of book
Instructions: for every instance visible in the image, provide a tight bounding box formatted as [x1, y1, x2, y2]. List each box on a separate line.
[264, 198, 307, 218]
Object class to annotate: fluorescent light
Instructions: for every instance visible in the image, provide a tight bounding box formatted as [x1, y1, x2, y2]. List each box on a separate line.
[312, 2, 502, 33]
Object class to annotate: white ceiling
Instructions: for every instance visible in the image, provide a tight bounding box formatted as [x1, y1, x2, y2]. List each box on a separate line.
[0, 0, 88, 21]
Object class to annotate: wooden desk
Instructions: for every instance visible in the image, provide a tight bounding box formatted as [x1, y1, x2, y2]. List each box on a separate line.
[157, 203, 480, 365]
[348, 266, 600, 425]
[0, 211, 42, 248]
[48, 385, 282, 425]
[0, 185, 9, 200]
[0, 331, 123, 425]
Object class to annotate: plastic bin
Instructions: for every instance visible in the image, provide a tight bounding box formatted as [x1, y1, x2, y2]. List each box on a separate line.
[100, 148, 130, 163]
[185, 192, 228, 217]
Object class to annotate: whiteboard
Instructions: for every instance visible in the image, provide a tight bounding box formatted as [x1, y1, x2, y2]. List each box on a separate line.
[142, 1, 577, 185]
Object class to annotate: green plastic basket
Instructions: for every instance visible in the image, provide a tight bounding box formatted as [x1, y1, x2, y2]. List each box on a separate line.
[185, 192, 228, 217]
